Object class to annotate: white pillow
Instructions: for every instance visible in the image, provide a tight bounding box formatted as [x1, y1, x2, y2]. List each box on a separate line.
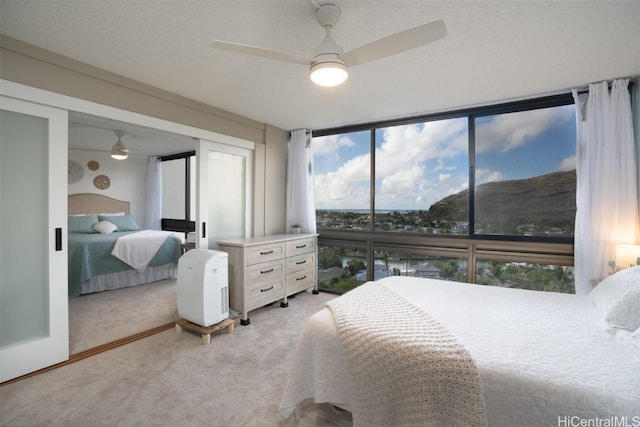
[589, 265, 640, 331]
[92, 220, 117, 234]
[98, 211, 125, 216]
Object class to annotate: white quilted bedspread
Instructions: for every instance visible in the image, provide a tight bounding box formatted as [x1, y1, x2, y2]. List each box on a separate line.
[327, 282, 487, 427]
[279, 277, 640, 426]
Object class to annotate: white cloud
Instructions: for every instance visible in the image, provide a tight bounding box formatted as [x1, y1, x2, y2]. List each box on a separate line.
[557, 154, 576, 171]
[314, 105, 574, 210]
[315, 118, 471, 210]
[475, 168, 504, 185]
[375, 119, 467, 178]
[374, 175, 462, 210]
[314, 173, 369, 208]
[375, 172, 469, 210]
[379, 164, 424, 195]
[312, 134, 355, 156]
[314, 151, 371, 209]
[374, 119, 469, 209]
[475, 105, 573, 154]
[434, 159, 457, 172]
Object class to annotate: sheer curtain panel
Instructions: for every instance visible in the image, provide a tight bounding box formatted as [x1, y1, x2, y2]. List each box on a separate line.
[144, 156, 162, 230]
[572, 79, 638, 294]
[286, 129, 317, 234]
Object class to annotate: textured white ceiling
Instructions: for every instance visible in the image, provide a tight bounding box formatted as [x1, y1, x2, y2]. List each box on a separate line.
[68, 112, 196, 157]
[2, 0, 639, 134]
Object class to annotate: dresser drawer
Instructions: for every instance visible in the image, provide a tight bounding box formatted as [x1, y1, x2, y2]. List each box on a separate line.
[286, 237, 316, 257]
[286, 252, 315, 274]
[286, 267, 316, 296]
[247, 259, 285, 283]
[219, 234, 317, 325]
[246, 242, 285, 265]
[247, 278, 284, 309]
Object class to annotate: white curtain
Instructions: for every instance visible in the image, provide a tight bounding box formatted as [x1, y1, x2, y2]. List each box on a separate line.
[572, 79, 638, 294]
[286, 129, 317, 234]
[144, 156, 162, 230]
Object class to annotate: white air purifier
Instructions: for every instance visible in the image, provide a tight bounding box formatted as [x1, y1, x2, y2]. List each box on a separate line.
[177, 249, 229, 327]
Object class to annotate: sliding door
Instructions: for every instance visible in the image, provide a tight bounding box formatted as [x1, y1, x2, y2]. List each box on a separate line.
[196, 139, 253, 249]
[0, 96, 69, 382]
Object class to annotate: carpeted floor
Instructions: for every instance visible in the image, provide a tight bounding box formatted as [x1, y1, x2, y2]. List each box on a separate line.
[68, 279, 179, 354]
[1, 289, 353, 427]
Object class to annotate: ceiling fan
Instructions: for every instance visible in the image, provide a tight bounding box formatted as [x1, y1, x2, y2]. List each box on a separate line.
[210, 2, 446, 87]
[110, 130, 129, 160]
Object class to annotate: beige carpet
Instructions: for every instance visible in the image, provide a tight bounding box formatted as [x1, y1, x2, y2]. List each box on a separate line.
[1, 290, 353, 427]
[68, 279, 179, 354]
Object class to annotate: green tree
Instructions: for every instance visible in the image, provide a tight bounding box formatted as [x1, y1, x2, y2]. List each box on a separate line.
[318, 247, 343, 269]
[434, 260, 460, 280]
[342, 259, 366, 278]
[488, 261, 505, 285]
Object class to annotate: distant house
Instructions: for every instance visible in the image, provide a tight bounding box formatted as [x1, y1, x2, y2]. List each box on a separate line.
[414, 263, 441, 279]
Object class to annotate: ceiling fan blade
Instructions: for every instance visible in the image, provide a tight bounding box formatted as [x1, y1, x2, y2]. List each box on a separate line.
[341, 20, 446, 67]
[211, 41, 310, 65]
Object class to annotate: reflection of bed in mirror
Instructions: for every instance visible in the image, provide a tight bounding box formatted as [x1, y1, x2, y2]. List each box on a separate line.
[68, 193, 184, 297]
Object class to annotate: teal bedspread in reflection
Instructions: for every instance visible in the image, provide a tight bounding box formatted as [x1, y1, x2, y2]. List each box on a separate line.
[68, 231, 182, 297]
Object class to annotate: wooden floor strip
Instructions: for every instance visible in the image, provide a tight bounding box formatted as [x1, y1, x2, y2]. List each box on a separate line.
[1, 322, 175, 386]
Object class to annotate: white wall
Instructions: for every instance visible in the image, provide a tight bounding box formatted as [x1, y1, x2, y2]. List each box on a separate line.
[68, 149, 147, 224]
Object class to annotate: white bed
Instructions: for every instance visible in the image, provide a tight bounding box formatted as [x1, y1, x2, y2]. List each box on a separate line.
[279, 274, 640, 426]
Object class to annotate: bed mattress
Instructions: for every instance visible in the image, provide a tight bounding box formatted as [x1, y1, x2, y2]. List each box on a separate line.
[279, 276, 640, 426]
[68, 231, 183, 297]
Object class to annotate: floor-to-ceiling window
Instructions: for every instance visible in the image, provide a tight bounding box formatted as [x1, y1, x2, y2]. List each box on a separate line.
[314, 94, 576, 294]
[473, 104, 576, 238]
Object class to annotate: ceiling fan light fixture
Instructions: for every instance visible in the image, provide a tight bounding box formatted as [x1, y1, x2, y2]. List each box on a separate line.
[110, 130, 129, 160]
[309, 60, 348, 87]
[210, 3, 447, 88]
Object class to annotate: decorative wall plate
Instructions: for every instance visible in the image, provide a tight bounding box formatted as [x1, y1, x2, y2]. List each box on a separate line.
[93, 174, 110, 190]
[68, 159, 84, 184]
[87, 160, 100, 171]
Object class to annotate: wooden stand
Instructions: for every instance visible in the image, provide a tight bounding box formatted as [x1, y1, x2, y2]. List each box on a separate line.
[174, 317, 235, 345]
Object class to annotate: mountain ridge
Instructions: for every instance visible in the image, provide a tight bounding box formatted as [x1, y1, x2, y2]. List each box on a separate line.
[427, 170, 576, 229]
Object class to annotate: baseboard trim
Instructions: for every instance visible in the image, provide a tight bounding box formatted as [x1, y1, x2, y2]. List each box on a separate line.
[1, 322, 175, 386]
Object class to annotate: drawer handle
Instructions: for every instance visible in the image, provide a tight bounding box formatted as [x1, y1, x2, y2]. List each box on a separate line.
[295, 244, 306, 249]
[296, 275, 307, 281]
[296, 260, 307, 265]
[260, 268, 274, 274]
[260, 249, 274, 255]
[260, 286, 274, 293]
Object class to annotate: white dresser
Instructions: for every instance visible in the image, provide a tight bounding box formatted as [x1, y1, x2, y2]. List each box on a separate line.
[217, 233, 318, 325]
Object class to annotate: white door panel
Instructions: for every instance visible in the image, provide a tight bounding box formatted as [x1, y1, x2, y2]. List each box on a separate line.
[196, 140, 252, 249]
[0, 96, 69, 382]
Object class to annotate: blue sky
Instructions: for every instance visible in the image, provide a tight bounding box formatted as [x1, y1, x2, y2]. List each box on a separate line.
[313, 104, 576, 210]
